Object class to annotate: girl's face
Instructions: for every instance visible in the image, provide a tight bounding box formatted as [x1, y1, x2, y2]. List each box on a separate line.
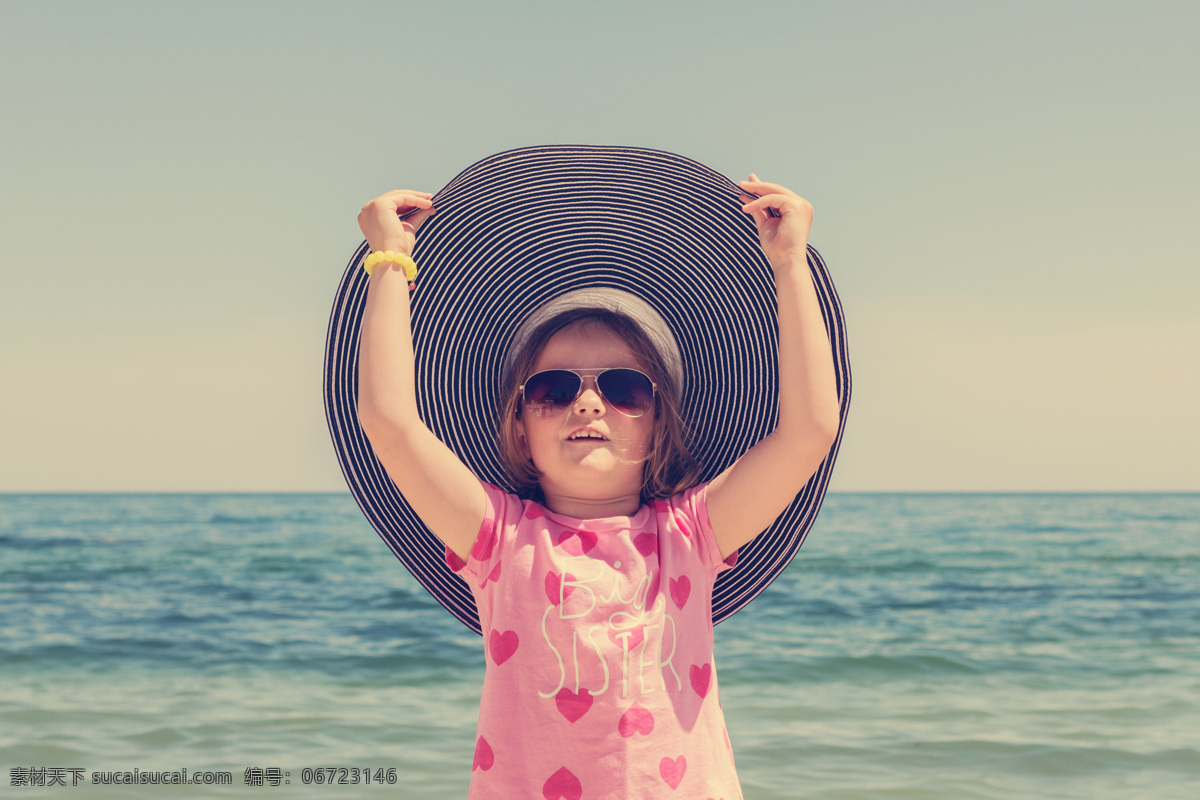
[515, 323, 655, 501]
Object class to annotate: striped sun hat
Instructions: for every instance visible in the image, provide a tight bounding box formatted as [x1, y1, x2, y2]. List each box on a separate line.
[324, 144, 852, 635]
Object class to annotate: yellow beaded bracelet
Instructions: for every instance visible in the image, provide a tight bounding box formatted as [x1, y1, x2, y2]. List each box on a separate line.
[363, 250, 419, 284]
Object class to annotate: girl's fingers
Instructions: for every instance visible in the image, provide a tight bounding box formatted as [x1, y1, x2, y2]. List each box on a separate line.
[378, 190, 435, 209]
[404, 205, 437, 227]
[358, 190, 436, 249]
[742, 192, 812, 214]
[740, 173, 798, 195]
[741, 195, 788, 214]
[738, 196, 775, 228]
[361, 194, 433, 220]
[740, 180, 795, 198]
[381, 189, 433, 198]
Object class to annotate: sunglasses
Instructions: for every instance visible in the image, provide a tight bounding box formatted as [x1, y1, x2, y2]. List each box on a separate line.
[519, 368, 657, 419]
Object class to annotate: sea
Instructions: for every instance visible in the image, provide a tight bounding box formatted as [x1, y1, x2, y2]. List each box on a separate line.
[1, 493, 1197, 799]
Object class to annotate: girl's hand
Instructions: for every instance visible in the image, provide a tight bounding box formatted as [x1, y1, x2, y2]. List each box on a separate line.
[357, 190, 436, 255]
[738, 174, 814, 269]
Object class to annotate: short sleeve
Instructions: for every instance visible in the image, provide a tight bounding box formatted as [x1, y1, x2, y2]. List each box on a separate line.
[668, 480, 740, 577]
[443, 479, 515, 585]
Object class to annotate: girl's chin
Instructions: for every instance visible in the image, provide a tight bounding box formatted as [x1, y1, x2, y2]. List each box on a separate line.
[534, 445, 646, 475]
[563, 455, 621, 473]
[542, 454, 638, 479]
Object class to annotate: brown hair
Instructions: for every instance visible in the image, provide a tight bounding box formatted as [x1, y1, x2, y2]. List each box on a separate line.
[496, 307, 703, 504]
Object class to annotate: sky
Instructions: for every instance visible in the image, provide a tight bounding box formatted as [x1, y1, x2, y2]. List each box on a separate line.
[1, 0, 1196, 493]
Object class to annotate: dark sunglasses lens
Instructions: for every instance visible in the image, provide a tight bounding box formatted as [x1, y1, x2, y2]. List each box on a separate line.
[598, 369, 654, 415]
[523, 370, 580, 417]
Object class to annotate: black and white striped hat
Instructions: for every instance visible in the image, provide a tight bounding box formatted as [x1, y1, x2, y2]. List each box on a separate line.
[324, 144, 852, 635]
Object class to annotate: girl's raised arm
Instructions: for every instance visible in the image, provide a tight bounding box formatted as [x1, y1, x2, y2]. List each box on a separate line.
[703, 176, 840, 561]
[355, 190, 486, 563]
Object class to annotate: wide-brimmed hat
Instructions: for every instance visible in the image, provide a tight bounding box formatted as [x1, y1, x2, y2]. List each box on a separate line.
[324, 144, 852, 635]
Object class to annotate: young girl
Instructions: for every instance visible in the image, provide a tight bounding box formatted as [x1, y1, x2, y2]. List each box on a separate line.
[355, 176, 840, 798]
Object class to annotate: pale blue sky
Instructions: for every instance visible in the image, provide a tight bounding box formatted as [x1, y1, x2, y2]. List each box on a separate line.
[2, 1, 1196, 492]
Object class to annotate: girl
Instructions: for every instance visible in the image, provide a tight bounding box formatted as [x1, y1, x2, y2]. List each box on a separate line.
[355, 175, 840, 798]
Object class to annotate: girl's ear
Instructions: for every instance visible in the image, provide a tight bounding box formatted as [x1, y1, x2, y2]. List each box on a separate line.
[515, 418, 531, 459]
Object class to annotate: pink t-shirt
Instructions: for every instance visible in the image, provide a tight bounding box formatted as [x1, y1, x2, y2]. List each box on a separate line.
[445, 479, 743, 800]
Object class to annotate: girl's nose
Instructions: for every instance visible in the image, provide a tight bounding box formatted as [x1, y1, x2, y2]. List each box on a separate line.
[573, 376, 606, 415]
